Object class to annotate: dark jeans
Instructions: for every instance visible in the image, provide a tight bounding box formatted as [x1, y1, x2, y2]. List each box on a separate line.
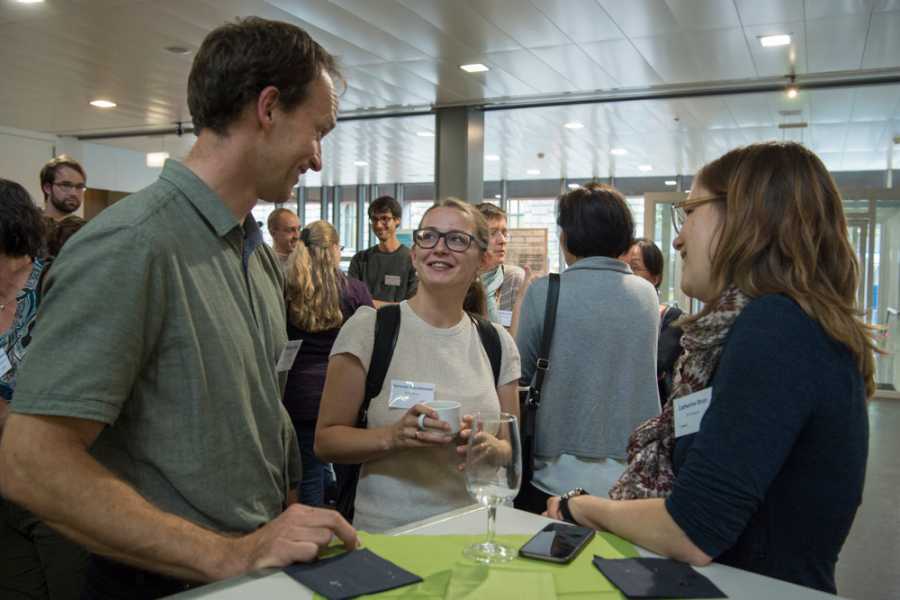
[514, 482, 552, 516]
[0, 496, 88, 600]
[80, 556, 195, 600]
[293, 418, 326, 506]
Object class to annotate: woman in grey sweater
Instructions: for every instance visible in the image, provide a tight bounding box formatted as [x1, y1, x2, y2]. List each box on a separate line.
[515, 183, 660, 513]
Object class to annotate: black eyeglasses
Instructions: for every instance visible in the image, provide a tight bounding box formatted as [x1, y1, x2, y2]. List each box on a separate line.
[53, 181, 87, 192]
[413, 228, 487, 252]
[671, 194, 724, 233]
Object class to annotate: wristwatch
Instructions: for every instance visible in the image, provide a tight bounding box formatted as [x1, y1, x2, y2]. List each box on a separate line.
[559, 488, 588, 524]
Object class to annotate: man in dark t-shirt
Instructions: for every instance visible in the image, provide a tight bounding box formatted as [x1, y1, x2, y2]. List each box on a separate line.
[348, 195, 417, 306]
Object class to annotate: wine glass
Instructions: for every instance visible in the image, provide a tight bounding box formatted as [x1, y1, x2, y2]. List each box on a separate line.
[463, 411, 522, 564]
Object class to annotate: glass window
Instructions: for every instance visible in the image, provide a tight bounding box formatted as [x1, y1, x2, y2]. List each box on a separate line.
[338, 186, 357, 255]
[507, 197, 560, 273]
[304, 188, 321, 226]
[251, 203, 279, 247]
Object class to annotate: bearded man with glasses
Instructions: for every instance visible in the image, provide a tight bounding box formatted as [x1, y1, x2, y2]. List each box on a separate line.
[39, 156, 87, 221]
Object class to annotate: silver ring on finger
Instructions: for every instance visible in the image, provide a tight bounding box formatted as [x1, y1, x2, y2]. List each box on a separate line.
[417, 413, 427, 431]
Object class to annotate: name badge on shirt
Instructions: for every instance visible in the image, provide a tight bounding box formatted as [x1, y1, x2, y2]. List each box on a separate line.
[275, 340, 303, 372]
[388, 380, 435, 409]
[498, 309, 513, 327]
[0, 351, 11, 378]
[384, 274, 402, 287]
[674, 387, 712, 438]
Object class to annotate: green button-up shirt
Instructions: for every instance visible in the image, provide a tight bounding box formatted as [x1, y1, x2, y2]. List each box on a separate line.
[13, 160, 300, 534]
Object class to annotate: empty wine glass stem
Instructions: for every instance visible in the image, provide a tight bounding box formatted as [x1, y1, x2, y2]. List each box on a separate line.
[486, 505, 497, 545]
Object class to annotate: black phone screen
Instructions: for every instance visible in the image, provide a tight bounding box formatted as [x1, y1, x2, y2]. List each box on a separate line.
[519, 523, 595, 563]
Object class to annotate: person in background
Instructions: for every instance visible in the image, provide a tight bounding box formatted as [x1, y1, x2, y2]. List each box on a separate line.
[550, 142, 871, 595]
[283, 220, 372, 506]
[622, 238, 684, 406]
[475, 203, 525, 328]
[0, 18, 356, 599]
[348, 195, 417, 307]
[267, 207, 301, 272]
[39, 156, 87, 222]
[316, 198, 521, 532]
[1, 178, 88, 600]
[515, 183, 660, 513]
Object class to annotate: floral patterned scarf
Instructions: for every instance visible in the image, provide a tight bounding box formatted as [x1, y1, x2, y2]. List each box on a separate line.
[608, 286, 752, 500]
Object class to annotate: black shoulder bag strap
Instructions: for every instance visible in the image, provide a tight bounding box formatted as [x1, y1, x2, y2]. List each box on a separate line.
[334, 304, 400, 521]
[525, 273, 560, 445]
[470, 314, 502, 386]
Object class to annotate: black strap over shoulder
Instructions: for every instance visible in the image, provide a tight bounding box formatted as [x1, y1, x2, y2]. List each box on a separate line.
[529, 273, 560, 409]
[470, 314, 502, 386]
[359, 304, 401, 427]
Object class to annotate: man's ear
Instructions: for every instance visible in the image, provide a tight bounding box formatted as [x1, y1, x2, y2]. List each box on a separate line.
[41, 184, 52, 201]
[256, 86, 280, 128]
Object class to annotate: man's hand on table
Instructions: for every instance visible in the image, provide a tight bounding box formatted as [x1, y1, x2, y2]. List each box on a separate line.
[224, 504, 358, 577]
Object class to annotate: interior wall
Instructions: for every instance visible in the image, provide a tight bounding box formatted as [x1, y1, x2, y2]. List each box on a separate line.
[0, 126, 56, 206]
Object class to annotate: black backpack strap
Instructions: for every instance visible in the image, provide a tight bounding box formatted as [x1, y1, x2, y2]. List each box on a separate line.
[359, 304, 401, 426]
[528, 273, 560, 411]
[470, 314, 502, 386]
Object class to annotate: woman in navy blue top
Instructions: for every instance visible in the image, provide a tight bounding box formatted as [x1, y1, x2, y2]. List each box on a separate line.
[546, 142, 873, 594]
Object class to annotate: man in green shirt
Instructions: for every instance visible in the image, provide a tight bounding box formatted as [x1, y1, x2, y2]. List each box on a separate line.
[0, 17, 357, 596]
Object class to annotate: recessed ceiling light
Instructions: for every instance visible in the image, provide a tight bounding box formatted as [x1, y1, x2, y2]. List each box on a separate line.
[460, 63, 489, 73]
[567, 183, 580, 189]
[164, 45, 192, 56]
[146, 152, 169, 168]
[527, 169, 541, 175]
[786, 85, 799, 99]
[610, 148, 627, 156]
[564, 122, 584, 130]
[638, 165, 653, 172]
[416, 131, 435, 137]
[494, 194, 502, 199]
[485, 154, 500, 161]
[759, 34, 791, 48]
[15, 0, 44, 4]
[665, 180, 677, 186]
[354, 160, 368, 167]
[90, 99, 117, 109]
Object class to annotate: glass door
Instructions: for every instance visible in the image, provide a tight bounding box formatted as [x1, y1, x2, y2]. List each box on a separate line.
[644, 192, 691, 311]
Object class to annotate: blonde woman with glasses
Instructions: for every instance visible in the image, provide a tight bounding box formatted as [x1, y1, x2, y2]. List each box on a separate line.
[546, 142, 873, 595]
[316, 198, 521, 532]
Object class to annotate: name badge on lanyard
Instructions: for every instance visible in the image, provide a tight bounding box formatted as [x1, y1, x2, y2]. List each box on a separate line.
[275, 340, 303, 372]
[674, 387, 713, 438]
[384, 274, 402, 287]
[389, 380, 435, 409]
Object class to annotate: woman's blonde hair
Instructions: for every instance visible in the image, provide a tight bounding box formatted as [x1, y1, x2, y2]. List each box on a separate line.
[694, 141, 877, 396]
[285, 220, 344, 332]
[419, 197, 490, 251]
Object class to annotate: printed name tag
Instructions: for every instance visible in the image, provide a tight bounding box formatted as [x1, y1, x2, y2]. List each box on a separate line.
[388, 380, 435, 409]
[498, 309, 513, 327]
[384, 274, 402, 287]
[0, 351, 11, 378]
[674, 387, 713, 438]
[275, 340, 303, 372]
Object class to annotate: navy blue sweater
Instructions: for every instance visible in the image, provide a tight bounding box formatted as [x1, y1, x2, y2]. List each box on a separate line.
[665, 295, 868, 594]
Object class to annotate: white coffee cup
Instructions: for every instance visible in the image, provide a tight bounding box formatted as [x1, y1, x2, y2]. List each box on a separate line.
[424, 400, 462, 434]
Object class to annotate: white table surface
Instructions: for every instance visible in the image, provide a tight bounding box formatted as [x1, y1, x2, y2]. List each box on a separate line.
[168, 504, 846, 599]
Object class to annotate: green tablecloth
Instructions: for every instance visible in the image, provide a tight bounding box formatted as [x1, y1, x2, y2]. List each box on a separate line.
[316, 531, 638, 599]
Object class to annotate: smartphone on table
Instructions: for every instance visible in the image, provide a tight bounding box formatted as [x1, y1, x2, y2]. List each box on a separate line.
[518, 522, 596, 564]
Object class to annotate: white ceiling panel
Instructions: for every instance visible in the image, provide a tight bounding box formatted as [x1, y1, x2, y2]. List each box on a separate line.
[482, 49, 579, 95]
[466, 0, 570, 48]
[579, 39, 663, 88]
[849, 85, 900, 121]
[862, 10, 900, 68]
[805, 0, 877, 20]
[397, 0, 520, 53]
[734, 0, 804, 26]
[530, 45, 619, 91]
[806, 15, 871, 72]
[808, 88, 856, 123]
[631, 28, 756, 84]
[810, 124, 850, 153]
[529, 0, 624, 43]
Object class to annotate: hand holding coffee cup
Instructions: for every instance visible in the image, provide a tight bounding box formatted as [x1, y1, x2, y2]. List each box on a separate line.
[422, 400, 462, 434]
[391, 404, 454, 450]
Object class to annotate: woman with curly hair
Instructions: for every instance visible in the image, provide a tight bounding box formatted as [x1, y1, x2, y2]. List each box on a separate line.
[282, 220, 372, 506]
[546, 142, 873, 595]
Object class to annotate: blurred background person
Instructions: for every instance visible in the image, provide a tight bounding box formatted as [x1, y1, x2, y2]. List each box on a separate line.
[551, 142, 872, 595]
[622, 238, 684, 406]
[316, 198, 520, 532]
[1, 178, 87, 600]
[283, 221, 372, 506]
[515, 183, 660, 513]
[39, 156, 87, 222]
[267, 208, 301, 272]
[475, 203, 525, 328]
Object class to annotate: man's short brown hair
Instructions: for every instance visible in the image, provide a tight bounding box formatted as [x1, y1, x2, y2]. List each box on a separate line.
[475, 202, 507, 222]
[39, 155, 86, 200]
[188, 17, 341, 135]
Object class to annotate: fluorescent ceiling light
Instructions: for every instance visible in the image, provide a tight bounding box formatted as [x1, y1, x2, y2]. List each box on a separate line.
[665, 180, 677, 186]
[90, 99, 117, 108]
[354, 160, 368, 167]
[564, 122, 584, 130]
[146, 152, 169, 168]
[610, 148, 627, 156]
[526, 169, 541, 175]
[759, 34, 791, 48]
[16, 0, 45, 4]
[638, 164, 653, 172]
[567, 183, 580, 189]
[460, 63, 489, 73]
[786, 86, 798, 99]
[485, 154, 500, 161]
[494, 194, 502, 199]
[416, 131, 435, 137]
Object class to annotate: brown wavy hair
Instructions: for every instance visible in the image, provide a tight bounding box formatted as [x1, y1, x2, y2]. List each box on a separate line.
[285, 220, 344, 332]
[693, 141, 877, 396]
